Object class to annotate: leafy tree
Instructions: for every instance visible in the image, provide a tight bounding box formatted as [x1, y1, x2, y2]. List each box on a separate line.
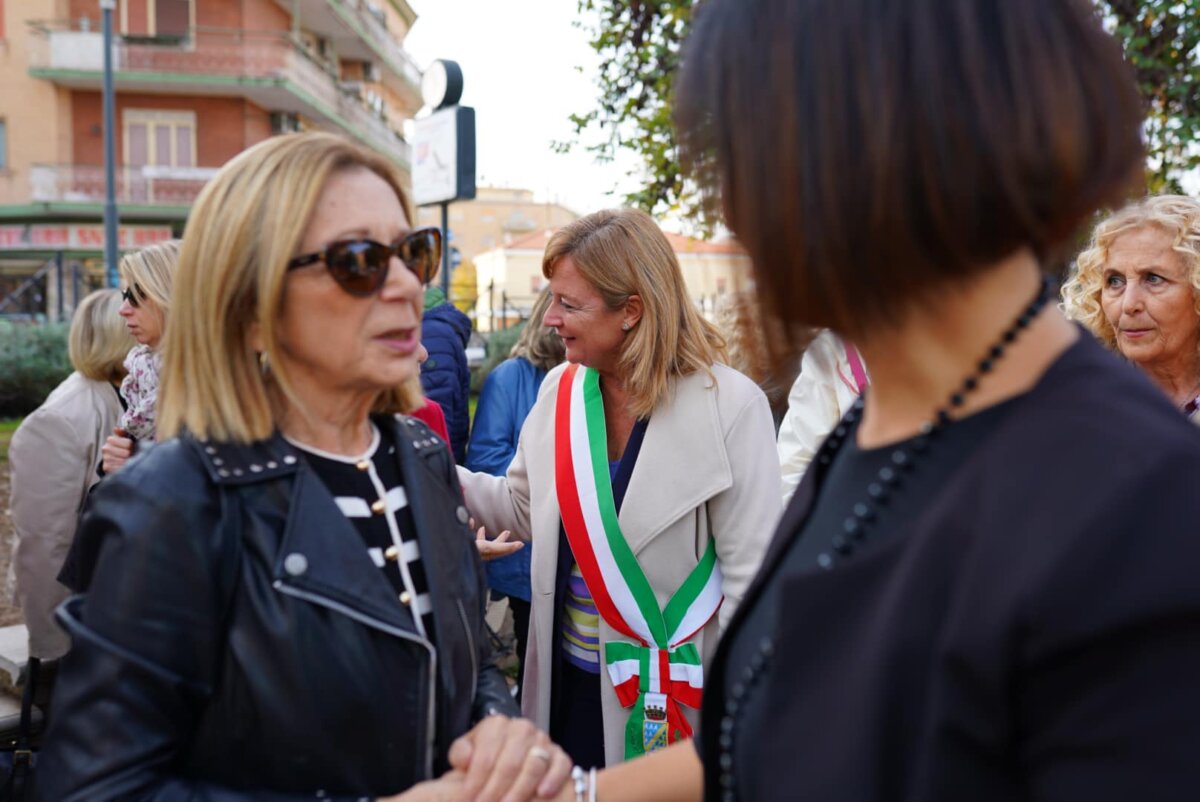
[562, 0, 1199, 223]
[555, 0, 699, 224]
[1100, 0, 1200, 192]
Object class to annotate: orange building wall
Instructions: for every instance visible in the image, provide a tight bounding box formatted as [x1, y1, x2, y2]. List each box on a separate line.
[70, 93, 267, 168]
[198, 0, 240, 29]
[242, 0, 290, 31]
[65, 0, 289, 35]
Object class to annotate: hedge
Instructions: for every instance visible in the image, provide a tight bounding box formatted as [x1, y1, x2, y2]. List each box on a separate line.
[0, 320, 72, 417]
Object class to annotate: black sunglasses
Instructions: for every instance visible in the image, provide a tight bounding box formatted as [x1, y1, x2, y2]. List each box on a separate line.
[286, 227, 443, 297]
[121, 285, 144, 308]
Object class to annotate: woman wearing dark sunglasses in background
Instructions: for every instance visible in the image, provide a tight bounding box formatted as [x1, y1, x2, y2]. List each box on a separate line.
[39, 132, 573, 802]
[99, 239, 182, 474]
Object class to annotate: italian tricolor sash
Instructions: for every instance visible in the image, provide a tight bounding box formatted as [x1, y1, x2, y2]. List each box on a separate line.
[554, 364, 723, 758]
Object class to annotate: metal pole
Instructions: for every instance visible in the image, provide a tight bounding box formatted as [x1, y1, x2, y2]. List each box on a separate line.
[55, 251, 64, 321]
[440, 202, 451, 297]
[101, 0, 120, 288]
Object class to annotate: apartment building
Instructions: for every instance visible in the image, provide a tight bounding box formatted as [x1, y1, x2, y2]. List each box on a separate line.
[0, 0, 422, 319]
[415, 186, 579, 263]
[473, 227, 754, 332]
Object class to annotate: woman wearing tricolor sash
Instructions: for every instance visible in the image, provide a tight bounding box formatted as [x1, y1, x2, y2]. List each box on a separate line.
[458, 208, 780, 769]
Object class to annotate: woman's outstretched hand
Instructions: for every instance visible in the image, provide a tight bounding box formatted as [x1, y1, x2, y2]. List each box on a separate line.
[469, 517, 525, 562]
[447, 715, 572, 802]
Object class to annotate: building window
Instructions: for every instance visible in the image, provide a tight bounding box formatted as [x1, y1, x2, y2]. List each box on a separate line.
[154, 0, 191, 37]
[123, 0, 192, 37]
[124, 110, 196, 169]
[0, 120, 7, 171]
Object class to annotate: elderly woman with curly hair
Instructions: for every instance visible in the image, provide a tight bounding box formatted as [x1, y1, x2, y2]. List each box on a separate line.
[1063, 194, 1200, 421]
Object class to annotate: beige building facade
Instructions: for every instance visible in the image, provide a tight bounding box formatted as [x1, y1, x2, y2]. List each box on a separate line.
[473, 227, 754, 332]
[416, 186, 578, 262]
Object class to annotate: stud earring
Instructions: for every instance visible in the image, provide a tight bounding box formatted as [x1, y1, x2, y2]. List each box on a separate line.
[621, 322, 631, 331]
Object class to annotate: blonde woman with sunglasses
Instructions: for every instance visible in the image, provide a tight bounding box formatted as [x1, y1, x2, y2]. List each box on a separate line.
[39, 133, 572, 802]
[100, 239, 181, 474]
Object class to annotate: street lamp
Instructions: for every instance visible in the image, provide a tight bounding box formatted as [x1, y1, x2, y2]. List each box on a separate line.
[101, 0, 120, 287]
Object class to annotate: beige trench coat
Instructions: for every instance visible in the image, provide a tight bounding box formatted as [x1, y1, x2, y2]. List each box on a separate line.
[8, 372, 122, 659]
[459, 362, 781, 765]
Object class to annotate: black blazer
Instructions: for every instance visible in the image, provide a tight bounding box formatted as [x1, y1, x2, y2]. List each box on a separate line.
[39, 414, 517, 802]
[700, 334, 1200, 801]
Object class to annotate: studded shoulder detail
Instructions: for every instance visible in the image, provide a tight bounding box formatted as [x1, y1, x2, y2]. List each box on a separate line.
[396, 414, 447, 457]
[191, 436, 301, 485]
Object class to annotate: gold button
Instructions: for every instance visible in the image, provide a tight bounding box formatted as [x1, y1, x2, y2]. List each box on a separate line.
[356, 460, 370, 472]
[399, 591, 411, 605]
[384, 545, 400, 561]
[371, 499, 386, 514]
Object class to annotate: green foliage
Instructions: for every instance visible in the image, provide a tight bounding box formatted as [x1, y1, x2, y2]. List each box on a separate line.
[555, 0, 699, 226]
[563, 0, 1200, 225]
[1099, 0, 1200, 192]
[470, 323, 525, 395]
[0, 419, 21, 463]
[0, 321, 72, 418]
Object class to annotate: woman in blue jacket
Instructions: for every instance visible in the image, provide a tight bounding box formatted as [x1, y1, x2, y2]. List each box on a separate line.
[466, 288, 563, 698]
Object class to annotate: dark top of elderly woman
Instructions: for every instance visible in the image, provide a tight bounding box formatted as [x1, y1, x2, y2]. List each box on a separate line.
[1064, 194, 1200, 421]
[36, 133, 573, 802]
[527, 2, 1200, 802]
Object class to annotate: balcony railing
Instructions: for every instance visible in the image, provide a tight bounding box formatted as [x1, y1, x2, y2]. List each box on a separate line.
[26, 23, 410, 167]
[30, 164, 220, 205]
[333, 0, 422, 93]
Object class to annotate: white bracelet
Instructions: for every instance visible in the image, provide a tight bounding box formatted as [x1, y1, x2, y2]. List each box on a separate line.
[588, 766, 597, 802]
[571, 766, 587, 802]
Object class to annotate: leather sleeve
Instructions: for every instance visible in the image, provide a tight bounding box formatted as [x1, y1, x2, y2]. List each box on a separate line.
[37, 447, 361, 802]
[422, 422, 519, 722]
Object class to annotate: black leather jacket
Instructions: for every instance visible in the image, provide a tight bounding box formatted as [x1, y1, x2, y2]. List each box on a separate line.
[38, 415, 517, 801]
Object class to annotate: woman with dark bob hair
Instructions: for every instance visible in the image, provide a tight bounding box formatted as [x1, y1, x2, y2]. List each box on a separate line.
[37, 132, 573, 802]
[535, 1, 1200, 801]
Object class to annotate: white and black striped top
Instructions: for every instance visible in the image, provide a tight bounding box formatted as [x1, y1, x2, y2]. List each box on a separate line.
[290, 424, 436, 642]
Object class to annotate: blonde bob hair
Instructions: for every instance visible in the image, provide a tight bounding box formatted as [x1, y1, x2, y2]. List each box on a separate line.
[542, 208, 726, 418]
[69, 288, 135, 385]
[158, 132, 423, 443]
[511, 288, 565, 372]
[1063, 194, 1200, 351]
[119, 239, 181, 314]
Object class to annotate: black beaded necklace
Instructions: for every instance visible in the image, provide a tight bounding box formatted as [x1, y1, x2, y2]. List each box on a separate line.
[714, 275, 1055, 802]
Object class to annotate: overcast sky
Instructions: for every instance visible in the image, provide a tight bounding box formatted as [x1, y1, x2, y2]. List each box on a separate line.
[403, 1, 642, 218]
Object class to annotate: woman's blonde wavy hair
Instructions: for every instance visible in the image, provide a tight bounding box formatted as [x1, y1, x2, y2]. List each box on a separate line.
[69, 288, 135, 384]
[510, 288, 565, 372]
[157, 132, 423, 443]
[1062, 194, 1200, 351]
[542, 208, 726, 418]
